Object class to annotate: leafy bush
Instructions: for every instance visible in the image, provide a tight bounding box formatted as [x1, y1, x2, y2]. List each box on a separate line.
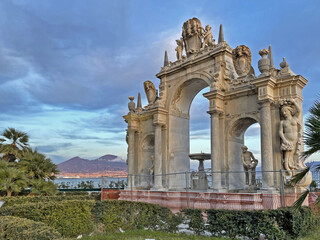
[181, 209, 205, 235]
[0, 216, 61, 240]
[92, 200, 182, 232]
[0, 200, 95, 237]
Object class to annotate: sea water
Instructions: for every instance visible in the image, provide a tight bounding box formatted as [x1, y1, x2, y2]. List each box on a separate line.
[54, 177, 127, 189]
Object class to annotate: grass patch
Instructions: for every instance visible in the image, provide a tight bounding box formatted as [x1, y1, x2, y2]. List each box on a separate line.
[82, 230, 225, 240]
[298, 225, 320, 240]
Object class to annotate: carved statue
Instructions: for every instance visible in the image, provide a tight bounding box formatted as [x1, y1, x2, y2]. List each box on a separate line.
[143, 81, 157, 104]
[279, 99, 302, 176]
[232, 45, 253, 77]
[175, 38, 184, 60]
[149, 155, 154, 187]
[201, 25, 215, 49]
[149, 155, 154, 175]
[241, 145, 258, 186]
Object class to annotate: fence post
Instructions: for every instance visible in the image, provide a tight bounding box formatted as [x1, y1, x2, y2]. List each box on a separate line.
[100, 175, 103, 201]
[279, 170, 285, 207]
[185, 172, 190, 209]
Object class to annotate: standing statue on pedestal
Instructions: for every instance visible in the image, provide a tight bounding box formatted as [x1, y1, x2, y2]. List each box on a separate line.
[175, 38, 184, 60]
[201, 25, 215, 49]
[279, 99, 302, 176]
[241, 145, 258, 186]
[143, 81, 157, 105]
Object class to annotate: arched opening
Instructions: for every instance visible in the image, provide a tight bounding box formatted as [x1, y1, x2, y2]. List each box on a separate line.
[189, 87, 210, 171]
[167, 78, 210, 189]
[227, 117, 261, 190]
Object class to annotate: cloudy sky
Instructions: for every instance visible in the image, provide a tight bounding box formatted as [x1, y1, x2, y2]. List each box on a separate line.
[0, 0, 319, 164]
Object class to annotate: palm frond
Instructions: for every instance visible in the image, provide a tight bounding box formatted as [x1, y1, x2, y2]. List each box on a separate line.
[288, 167, 310, 186]
[292, 190, 310, 210]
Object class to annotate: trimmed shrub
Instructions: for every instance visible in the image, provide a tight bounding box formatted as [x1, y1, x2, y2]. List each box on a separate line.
[269, 207, 317, 239]
[206, 209, 285, 239]
[204, 207, 316, 240]
[0, 194, 96, 206]
[0, 216, 61, 240]
[92, 200, 182, 232]
[181, 209, 205, 235]
[0, 200, 95, 237]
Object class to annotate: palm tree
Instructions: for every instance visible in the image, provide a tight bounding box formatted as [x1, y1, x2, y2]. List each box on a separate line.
[29, 179, 58, 196]
[0, 160, 28, 196]
[0, 128, 30, 162]
[291, 97, 320, 208]
[18, 149, 59, 180]
[304, 99, 320, 158]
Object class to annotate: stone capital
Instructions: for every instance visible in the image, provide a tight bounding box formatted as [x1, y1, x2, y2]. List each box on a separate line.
[126, 128, 138, 134]
[207, 110, 223, 117]
[258, 99, 274, 109]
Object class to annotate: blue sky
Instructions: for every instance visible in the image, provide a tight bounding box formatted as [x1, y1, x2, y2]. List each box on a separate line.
[0, 0, 319, 164]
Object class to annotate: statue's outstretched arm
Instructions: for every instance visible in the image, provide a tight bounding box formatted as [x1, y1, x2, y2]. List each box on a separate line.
[291, 99, 301, 117]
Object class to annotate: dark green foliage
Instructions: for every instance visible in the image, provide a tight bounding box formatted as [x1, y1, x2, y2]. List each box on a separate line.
[181, 209, 205, 235]
[269, 207, 316, 239]
[0, 216, 61, 240]
[92, 200, 182, 233]
[205, 209, 285, 239]
[204, 207, 316, 240]
[0, 200, 95, 237]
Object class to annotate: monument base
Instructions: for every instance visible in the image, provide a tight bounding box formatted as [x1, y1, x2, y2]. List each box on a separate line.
[117, 190, 309, 213]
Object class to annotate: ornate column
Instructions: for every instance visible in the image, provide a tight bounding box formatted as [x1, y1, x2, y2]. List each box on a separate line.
[152, 123, 164, 190]
[210, 110, 222, 190]
[127, 128, 136, 189]
[259, 100, 274, 189]
[162, 125, 168, 188]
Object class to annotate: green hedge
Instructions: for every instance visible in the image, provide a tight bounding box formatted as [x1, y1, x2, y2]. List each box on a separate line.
[206, 209, 285, 239]
[0, 216, 61, 240]
[0, 194, 96, 206]
[0, 199, 181, 237]
[180, 207, 316, 240]
[269, 207, 316, 238]
[93, 200, 182, 232]
[0, 200, 95, 237]
[181, 209, 204, 235]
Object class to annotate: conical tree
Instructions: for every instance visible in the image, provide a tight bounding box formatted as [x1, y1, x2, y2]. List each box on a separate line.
[0, 128, 30, 162]
[0, 160, 28, 196]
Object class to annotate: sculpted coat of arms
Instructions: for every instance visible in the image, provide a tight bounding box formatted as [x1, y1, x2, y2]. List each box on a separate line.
[232, 45, 253, 77]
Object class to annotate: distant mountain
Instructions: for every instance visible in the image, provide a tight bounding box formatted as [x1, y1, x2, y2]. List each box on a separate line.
[57, 154, 127, 178]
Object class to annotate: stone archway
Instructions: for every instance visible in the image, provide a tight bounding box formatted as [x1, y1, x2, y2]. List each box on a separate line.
[227, 116, 259, 190]
[124, 17, 308, 192]
[167, 78, 210, 189]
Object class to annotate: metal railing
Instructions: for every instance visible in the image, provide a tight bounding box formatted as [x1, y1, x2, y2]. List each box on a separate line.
[121, 169, 316, 208]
